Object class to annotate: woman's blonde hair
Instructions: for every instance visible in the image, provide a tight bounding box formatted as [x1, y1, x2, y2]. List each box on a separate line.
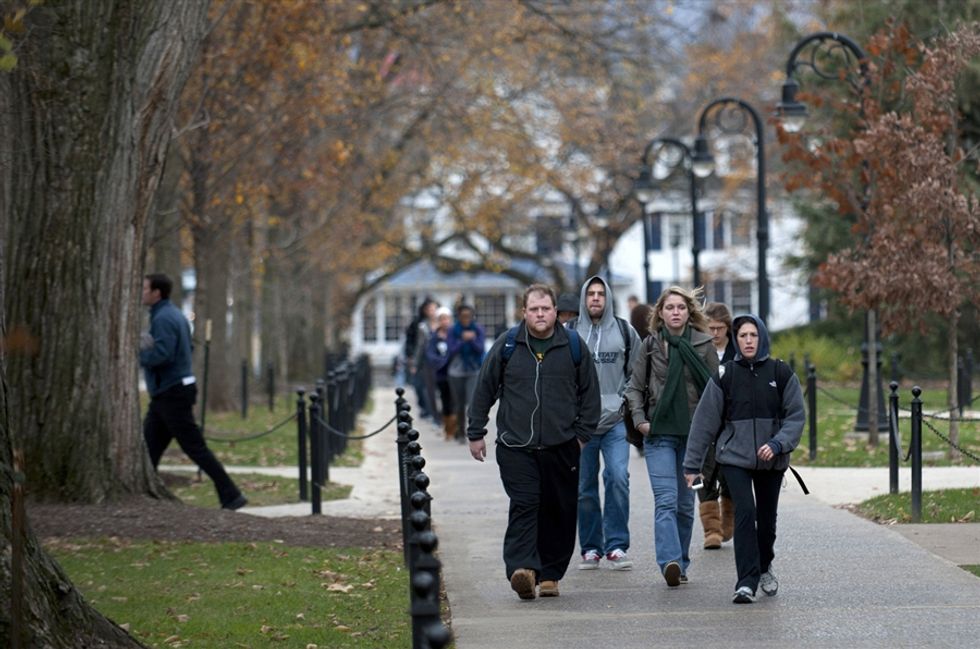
[649, 286, 709, 333]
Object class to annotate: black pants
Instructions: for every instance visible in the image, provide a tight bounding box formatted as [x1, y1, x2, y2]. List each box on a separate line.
[720, 464, 785, 593]
[144, 383, 241, 507]
[495, 438, 581, 583]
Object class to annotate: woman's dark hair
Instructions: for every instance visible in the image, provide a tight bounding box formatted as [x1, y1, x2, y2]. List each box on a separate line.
[630, 303, 653, 340]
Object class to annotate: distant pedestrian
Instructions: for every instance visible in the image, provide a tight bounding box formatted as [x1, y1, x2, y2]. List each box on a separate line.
[405, 298, 437, 420]
[139, 273, 246, 510]
[624, 286, 717, 587]
[696, 302, 738, 549]
[446, 304, 485, 443]
[626, 294, 639, 313]
[425, 306, 456, 440]
[467, 284, 600, 600]
[556, 292, 579, 324]
[629, 302, 653, 340]
[569, 276, 641, 572]
[684, 314, 804, 604]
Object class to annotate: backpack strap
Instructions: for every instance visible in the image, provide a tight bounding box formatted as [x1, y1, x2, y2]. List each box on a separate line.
[616, 316, 631, 379]
[500, 324, 582, 372]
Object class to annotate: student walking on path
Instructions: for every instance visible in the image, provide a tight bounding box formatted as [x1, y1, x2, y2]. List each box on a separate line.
[466, 284, 600, 600]
[447, 304, 486, 443]
[139, 273, 246, 510]
[684, 314, 805, 603]
[570, 276, 641, 571]
[624, 286, 717, 587]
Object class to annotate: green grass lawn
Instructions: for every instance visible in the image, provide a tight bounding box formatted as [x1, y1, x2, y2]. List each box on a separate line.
[792, 384, 980, 467]
[853, 487, 979, 524]
[161, 472, 351, 507]
[47, 538, 409, 648]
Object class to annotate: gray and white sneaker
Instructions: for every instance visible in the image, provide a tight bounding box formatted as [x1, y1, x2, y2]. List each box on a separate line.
[578, 549, 601, 570]
[606, 549, 633, 571]
[760, 569, 778, 596]
[732, 586, 755, 603]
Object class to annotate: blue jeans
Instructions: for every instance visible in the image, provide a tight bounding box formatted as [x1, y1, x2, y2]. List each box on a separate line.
[578, 421, 630, 555]
[644, 435, 694, 574]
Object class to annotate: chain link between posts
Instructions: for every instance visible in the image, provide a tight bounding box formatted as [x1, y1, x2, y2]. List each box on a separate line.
[204, 412, 298, 443]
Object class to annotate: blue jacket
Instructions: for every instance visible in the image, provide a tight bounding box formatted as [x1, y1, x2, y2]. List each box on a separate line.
[139, 299, 194, 397]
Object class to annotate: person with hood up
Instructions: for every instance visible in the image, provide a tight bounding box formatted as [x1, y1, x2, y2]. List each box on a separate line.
[570, 276, 642, 570]
[683, 314, 804, 604]
[624, 286, 717, 587]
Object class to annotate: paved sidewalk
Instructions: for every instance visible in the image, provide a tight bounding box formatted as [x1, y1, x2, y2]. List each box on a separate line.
[164, 387, 980, 647]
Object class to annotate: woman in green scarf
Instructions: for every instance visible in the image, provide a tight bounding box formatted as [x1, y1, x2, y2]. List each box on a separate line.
[624, 286, 718, 587]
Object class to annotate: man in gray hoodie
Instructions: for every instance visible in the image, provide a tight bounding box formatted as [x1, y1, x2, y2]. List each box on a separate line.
[571, 276, 642, 570]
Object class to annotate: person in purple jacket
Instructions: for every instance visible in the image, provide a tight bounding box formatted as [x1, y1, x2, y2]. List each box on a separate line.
[446, 304, 486, 443]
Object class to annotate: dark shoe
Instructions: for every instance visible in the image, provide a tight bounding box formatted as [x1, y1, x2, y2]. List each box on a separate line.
[733, 586, 755, 603]
[222, 494, 248, 510]
[679, 574, 689, 584]
[510, 568, 536, 600]
[663, 561, 681, 587]
[539, 580, 560, 597]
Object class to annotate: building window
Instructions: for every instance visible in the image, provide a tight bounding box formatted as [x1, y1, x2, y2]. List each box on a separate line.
[731, 280, 752, 315]
[648, 213, 662, 251]
[710, 280, 726, 305]
[384, 295, 411, 342]
[712, 211, 725, 250]
[729, 211, 751, 247]
[362, 297, 377, 342]
[474, 293, 508, 340]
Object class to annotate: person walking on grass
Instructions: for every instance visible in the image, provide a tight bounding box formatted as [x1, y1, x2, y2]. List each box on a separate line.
[697, 301, 738, 549]
[570, 276, 641, 571]
[467, 284, 600, 600]
[140, 273, 246, 510]
[683, 314, 804, 604]
[624, 286, 717, 587]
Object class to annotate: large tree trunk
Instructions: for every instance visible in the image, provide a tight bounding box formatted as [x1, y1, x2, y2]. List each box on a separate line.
[1, 1, 210, 503]
[948, 311, 960, 461]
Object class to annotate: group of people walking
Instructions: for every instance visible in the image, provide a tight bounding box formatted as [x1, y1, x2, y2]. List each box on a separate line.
[465, 277, 805, 605]
[404, 298, 486, 444]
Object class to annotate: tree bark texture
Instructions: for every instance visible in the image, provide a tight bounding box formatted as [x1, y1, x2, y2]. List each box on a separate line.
[1, 0, 210, 505]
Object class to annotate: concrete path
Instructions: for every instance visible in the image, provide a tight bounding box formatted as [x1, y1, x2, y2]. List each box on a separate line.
[163, 387, 980, 647]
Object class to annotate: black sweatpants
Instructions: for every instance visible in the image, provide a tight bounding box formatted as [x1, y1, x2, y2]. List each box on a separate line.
[495, 438, 581, 583]
[720, 464, 785, 593]
[144, 383, 241, 507]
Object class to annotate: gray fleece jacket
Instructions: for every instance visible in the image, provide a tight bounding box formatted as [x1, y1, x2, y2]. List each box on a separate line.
[571, 276, 642, 435]
[683, 314, 805, 474]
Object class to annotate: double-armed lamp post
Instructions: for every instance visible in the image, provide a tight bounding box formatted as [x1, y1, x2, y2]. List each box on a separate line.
[633, 137, 702, 302]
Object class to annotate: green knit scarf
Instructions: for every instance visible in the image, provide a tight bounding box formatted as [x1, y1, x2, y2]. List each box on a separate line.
[648, 326, 712, 437]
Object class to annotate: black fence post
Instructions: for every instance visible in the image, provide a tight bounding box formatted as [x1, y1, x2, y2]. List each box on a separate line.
[856, 340, 887, 431]
[910, 386, 923, 523]
[267, 362, 275, 412]
[325, 371, 338, 466]
[240, 359, 249, 419]
[296, 389, 308, 502]
[308, 392, 322, 515]
[408, 471, 450, 649]
[890, 351, 901, 386]
[395, 389, 413, 566]
[888, 381, 900, 495]
[317, 377, 329, 469]
[807, 362, 817, 461]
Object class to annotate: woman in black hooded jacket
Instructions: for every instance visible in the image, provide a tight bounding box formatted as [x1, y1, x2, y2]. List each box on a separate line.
[683, 314, 804, 604]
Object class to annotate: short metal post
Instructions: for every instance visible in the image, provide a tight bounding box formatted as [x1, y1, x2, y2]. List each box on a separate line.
[308, 392, 322, 515]
[807, 362, 817, 461]
[409, 472, 448, 649]
[395, 389, 413, 565]
[296, 389, 308, 501]
[240, 358, 249, 419]
[888, 381, 900, 495]
[267, 362, 275, 412]
[910, 386, 923, 523]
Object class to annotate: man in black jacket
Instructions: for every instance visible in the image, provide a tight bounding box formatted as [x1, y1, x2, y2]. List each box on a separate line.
[467, 284, 600, 600]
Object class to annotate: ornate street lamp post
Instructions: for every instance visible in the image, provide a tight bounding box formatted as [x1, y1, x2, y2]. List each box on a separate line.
[634, 137, 703, 298]
[776, 31, 885, 433]
[690, 98, 769, 325]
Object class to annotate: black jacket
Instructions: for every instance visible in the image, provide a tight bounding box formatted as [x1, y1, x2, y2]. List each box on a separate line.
[467, 322, 600, 447]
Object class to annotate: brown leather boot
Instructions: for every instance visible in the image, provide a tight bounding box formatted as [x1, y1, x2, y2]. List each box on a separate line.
[700, 500, 723, 549]
[720, 495, 735, 542]
[443, 413, 457, 441]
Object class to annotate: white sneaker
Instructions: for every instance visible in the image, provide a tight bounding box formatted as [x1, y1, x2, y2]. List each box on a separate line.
[578, 549, 601, 570]
[733, 586, 755, 603]
[606, 549, 633, 571]
[760, 569, 778, 596]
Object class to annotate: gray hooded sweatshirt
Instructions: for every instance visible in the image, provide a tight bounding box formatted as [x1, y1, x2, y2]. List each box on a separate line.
[571, 275, 642, 435]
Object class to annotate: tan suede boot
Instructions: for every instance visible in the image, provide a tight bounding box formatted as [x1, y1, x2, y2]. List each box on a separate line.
[443, 413, 457, 441]
[700, 500, 723, 549]
[720, 496, 735, 542]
